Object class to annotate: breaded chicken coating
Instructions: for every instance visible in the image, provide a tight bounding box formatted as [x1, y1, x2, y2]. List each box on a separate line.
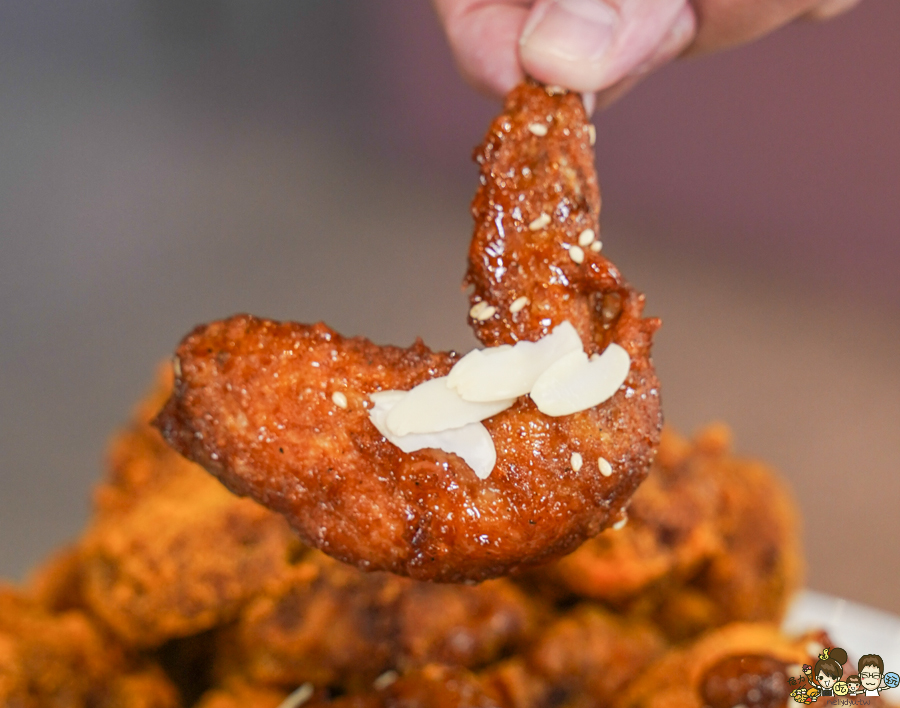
[527, 424, 801, 641]
[154, 82, 661, 582]
[484, 605, 666, 708]
[77, 369, 299, 648]
[215, 552, 537, 693]
[0, 585, 123, 708]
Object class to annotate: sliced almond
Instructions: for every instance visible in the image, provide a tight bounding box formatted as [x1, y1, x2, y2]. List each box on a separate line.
[447, 321, 583, 402]
[383, 377, 514, 436]
[369, 391, 497, 479]
[530, 343, 630, 417]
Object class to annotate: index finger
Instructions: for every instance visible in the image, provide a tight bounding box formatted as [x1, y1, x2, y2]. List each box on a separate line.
[431, 0, 531, 96]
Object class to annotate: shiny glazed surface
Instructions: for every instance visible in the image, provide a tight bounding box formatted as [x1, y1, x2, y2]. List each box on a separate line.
[154, 83, 661, 582]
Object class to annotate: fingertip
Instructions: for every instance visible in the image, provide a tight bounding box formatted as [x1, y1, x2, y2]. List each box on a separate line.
[519, 0, 689, 94]
[440, 2, 530, 98]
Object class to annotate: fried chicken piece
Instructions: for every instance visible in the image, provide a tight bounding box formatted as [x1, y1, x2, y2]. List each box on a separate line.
[215, 552, 537, 693]
[97, 666, 184, 708]
[301, 666, 504, 708]
[0, 585, 124, 708]
[193, 679, 289, 708]
[28, 543, 87, 614]
[525, 424, 801, 641]
[76, 369, 301, 648]
[154, 82, 661, 582]
[484, 605, 667, 708]
[614, 623, 828, 708]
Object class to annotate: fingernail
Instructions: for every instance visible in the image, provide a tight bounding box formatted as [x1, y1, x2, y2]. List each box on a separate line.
[520, 0, 619, 88]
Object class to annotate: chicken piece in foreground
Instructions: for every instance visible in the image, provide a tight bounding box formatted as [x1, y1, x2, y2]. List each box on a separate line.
[154, 82, 661, 583]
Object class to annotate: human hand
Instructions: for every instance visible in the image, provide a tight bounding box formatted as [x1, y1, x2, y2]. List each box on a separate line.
[432, 0, 862, 107]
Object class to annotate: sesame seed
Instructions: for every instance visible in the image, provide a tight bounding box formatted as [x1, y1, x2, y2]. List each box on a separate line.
[331, 391, 348, 409]
[172, 356, 182, 377]
[469, 301, 488, 318]
[373, 671, 399, 690]
[475, 305, 497, 321]
[570, 452, 583, 472]
[528, 213, 551, 231]
[612, 516, 628, 530]
[577, 228, 595, 247]
[590, 240, 602, 252]
[598, 457, 613, 476]
[587, 124, 596, 146]
[280, 683, 314, 708]
[509, 296, 530, 313]
[568, 245, 585, 264]
[528, 122, 548, 136]
[545, 85, 566, 95]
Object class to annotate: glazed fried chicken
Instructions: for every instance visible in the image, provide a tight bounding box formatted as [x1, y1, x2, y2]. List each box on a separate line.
[154, 82, 661, 583]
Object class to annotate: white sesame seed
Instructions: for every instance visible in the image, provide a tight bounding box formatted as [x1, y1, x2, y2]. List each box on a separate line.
[469, 301, 488, 318]
[331, 391, 348, 409]
[587, 124, 596, 146]
[612, 516, 628, 530]
[279, 683, 314, 708]
[590, 240, 603, 252]
[598, 457, 613, 476]
[172, 356, 182, 378]
[570, 452, 583, 472]
[545, 85, 566, 95]
[373, 671, 399, 690]
[509, 296, 530, 313]
[475, 305, 497, 321]
[528, 213, 551, 231]
[568, 245, 585, 264]
[577, 228, 595, 247]
[528, 122, 548, 137]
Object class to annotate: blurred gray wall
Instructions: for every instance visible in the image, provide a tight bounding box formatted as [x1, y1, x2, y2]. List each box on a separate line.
[1, 2, 897, 612]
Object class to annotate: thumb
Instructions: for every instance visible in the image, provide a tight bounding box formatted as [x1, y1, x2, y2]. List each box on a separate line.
[519, 0, 692, 93]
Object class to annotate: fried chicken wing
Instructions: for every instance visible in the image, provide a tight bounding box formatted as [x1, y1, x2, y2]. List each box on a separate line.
[154, 82, 661, 582]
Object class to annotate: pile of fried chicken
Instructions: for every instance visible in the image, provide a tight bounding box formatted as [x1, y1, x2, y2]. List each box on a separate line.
[1, 365, 817, 708]
[0, 84, 828, 708]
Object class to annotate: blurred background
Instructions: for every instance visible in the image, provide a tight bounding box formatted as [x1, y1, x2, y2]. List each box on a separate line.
[0, 1, 897, 613]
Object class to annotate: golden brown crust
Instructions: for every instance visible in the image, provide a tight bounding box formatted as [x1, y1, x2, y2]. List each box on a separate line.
[0, 585, 127, 708]
[153, 83, 661, 582]
[77, 374, 299, 648]
[215, 552, 537, 693]
[523, 424, 802, 641]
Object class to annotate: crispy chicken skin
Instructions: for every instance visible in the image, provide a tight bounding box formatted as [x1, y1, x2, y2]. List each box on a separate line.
[154, 82, 661, 582]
